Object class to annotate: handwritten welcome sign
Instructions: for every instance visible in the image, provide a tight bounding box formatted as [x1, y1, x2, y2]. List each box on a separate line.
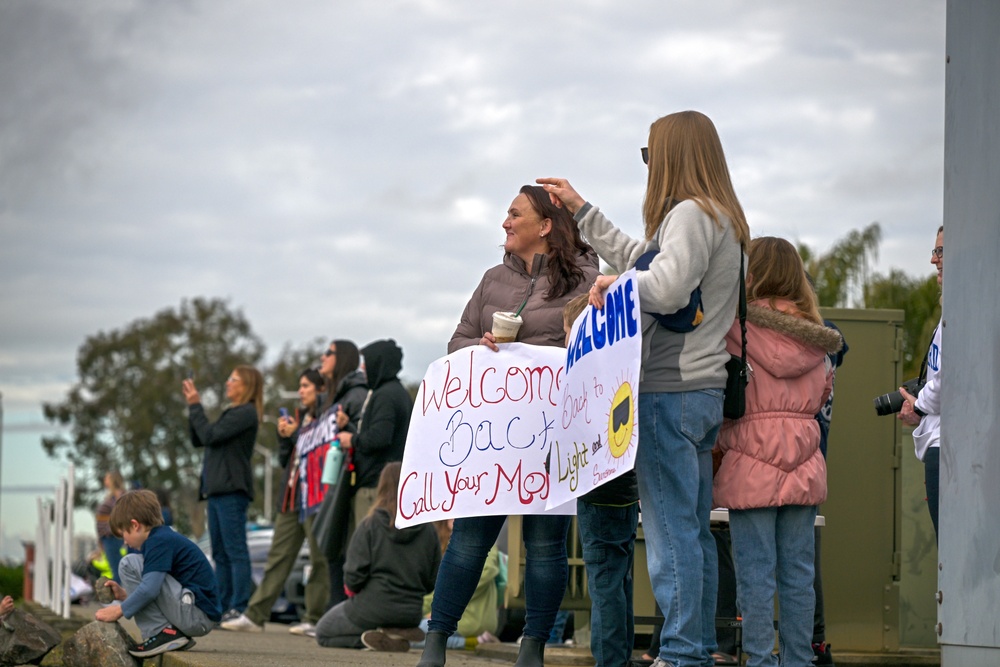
[547, 270, 641, 509]
[396, 270, 642, 528]
[396, 344, 572, 528]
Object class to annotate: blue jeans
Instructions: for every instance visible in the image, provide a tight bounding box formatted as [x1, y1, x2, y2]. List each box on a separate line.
[208, 492, 252, 613]
[101, 535, 125, 584]
[428, 514, 569, 642]
[578, 500, 639, 667]
[729, 505, 817, 667]
[636, 389, 723, 667]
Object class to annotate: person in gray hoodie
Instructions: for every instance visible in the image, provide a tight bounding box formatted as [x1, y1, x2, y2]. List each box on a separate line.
[539, 110, 750, 667]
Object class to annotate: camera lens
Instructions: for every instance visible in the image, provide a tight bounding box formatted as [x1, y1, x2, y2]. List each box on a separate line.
[873, 390, 905, 416]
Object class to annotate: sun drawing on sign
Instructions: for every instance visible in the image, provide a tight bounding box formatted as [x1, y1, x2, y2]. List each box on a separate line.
[605, 371, 636, 459]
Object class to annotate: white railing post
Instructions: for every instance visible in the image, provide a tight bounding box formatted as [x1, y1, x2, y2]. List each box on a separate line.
[53, 482, 65, 616]
[61, 466, 74, 617]
[34, 499, 49, 607]
[33, 466, 76, 615]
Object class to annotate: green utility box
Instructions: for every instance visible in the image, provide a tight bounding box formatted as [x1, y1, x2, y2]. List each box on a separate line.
[506, 308, 939, 653]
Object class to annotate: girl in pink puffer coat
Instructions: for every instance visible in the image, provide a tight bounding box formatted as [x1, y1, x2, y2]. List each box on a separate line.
[713, 237, 842, 667]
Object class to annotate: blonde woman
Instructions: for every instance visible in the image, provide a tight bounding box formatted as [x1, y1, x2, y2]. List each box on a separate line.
[539, 110, 749, 667]
[182, 364, 263, 620]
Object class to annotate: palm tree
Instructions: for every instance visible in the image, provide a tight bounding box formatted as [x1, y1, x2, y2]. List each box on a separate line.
[799, 222, 882, 308]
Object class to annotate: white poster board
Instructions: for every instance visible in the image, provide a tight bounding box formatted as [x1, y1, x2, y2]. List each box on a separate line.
[397, 343, 572, 527]
[547, 270, 641, 508]
[397, 270, 642, 527]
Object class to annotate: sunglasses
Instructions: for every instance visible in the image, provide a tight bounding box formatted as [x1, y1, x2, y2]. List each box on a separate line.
[323, 348, 337, 357]
[641, 146, 649, 164]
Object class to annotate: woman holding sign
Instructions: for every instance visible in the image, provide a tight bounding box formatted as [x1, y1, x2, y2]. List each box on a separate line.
[539, 110, 749, 667]
[417, 185, 598, 667]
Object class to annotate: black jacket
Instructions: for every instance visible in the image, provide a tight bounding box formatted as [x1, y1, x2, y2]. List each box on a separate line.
[342, 508, 440, 629]
[277, 370, 369, 481]
[352, 340, 413, 490]
[330, 370, 369, 436]
[188, 402, 258, 500]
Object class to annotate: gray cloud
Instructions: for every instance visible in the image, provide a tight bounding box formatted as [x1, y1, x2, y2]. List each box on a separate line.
[0, 0, 946, 413]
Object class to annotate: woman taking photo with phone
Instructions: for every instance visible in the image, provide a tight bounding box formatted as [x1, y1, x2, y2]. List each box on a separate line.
[182, 364, 263, 621]
[222, 367, 332, 636]
[539, 110, 748, 667]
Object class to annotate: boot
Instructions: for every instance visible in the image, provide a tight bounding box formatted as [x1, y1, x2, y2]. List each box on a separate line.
[513, 636, 546, 667]
[416, 631, 449, 667]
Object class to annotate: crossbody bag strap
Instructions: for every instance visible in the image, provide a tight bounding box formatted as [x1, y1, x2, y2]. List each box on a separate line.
[355, 389, 374, 434]
[738, 250, 747, 363]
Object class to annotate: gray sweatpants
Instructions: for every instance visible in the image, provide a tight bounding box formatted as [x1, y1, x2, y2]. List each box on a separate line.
[119, 553, 215, 640]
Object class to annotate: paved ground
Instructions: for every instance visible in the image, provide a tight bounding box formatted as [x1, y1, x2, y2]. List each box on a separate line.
[62, 601, 577, 667]
[32, 601, 940, 667]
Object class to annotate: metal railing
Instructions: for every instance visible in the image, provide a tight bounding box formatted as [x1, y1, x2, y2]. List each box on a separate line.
[32, 463, 75, 618]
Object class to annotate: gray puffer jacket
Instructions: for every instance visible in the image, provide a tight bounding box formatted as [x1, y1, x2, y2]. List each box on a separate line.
[449, 250, 600, 353]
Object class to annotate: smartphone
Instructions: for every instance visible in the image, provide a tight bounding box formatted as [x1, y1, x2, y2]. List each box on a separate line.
[279, 408, 289, 418]
[186, 368, 194, 380]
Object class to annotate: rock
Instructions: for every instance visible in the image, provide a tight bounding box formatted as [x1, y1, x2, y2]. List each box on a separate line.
[62, 621, 139, 667]
[94, 578, 116, 605]
[0, 608, 62, 666]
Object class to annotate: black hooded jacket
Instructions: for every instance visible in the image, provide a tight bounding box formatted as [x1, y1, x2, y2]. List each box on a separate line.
[352, 340, 414, 489]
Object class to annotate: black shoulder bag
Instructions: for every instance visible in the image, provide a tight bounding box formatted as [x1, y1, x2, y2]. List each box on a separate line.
[723, 251, 748, 419]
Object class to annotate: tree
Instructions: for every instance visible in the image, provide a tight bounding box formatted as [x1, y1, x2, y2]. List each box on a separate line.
[799, 222, 882, 308]
[799, 224, 941, 379]
[43, 298, 265, 536]
[866, 270, 941, 378]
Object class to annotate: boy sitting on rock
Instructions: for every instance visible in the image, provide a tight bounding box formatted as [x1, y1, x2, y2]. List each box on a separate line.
[95, 489, 221, 657]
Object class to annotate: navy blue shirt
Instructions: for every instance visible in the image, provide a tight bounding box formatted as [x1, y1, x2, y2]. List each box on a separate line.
[128, 526, 221, 622]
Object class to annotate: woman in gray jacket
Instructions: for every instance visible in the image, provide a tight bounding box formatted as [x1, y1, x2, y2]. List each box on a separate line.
[417, 185, 598, 667]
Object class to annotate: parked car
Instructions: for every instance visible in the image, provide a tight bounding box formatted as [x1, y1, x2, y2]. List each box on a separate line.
[198, 524, 311, 623]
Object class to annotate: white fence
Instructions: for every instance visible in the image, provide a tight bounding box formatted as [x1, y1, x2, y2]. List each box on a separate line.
[33, 463, 75, 618]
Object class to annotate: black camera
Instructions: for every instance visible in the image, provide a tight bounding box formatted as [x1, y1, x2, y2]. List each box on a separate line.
[873, 377, 925, 416]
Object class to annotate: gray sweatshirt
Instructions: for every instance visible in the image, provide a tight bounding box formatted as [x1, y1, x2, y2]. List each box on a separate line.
[575, 199, 743, 393]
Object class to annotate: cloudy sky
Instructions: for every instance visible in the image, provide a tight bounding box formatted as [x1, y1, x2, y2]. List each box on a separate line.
[0, 0, 946, 553]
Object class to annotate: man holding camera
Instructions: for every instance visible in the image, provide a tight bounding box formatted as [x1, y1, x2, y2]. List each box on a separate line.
[899, 225, 943, 542]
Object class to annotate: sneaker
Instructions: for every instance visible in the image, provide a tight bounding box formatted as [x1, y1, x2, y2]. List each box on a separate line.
[288, 622, 316, 636]
[220, 608, 241, 622]
[360, 629, 411, 652]
[379, 626, 425, 642]
[129, 626, 190, 657]
[812, 642, 835, 665]
[220, 613, 264, 632]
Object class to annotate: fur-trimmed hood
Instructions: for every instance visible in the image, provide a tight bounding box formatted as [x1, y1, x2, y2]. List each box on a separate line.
[745, 303, 844, 354]
[714, 298, 834, 510]
[730, 300, 842, 382]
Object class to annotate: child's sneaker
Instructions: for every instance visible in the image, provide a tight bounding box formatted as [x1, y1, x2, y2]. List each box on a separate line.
[220, 613, 264, 632]
[361, 629, 410, 652]
[812, 642, 835, 666]
[220, 608, 241, 622]
[129, 626, 190, 657]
